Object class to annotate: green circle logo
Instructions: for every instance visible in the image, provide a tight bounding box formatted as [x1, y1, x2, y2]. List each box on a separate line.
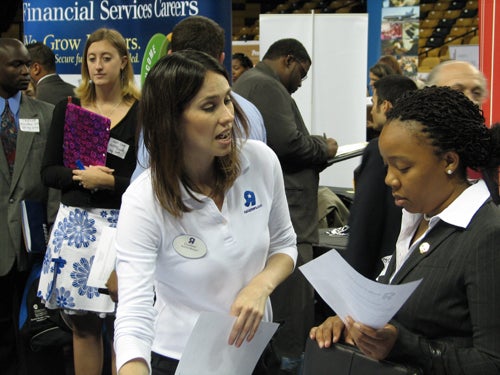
[140, 33, 170, 85]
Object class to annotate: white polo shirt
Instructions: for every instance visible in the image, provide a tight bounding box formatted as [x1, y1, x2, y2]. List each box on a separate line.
[114, 140, 297, 371]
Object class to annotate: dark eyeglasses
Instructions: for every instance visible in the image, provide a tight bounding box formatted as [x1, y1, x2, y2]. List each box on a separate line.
[291, 56, 308, 82]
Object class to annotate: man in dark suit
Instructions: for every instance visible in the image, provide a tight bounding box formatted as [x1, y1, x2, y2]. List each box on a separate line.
[344, 75, 417, 280]
[233, 38, 338, 373]
[0, 38, 63, 375]
[26, 42, 75, 105]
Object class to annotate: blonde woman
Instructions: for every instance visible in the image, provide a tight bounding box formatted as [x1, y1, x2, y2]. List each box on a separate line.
[38, 28, 140, 375]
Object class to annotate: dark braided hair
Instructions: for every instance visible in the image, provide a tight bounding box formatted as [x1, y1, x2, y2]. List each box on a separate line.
[386, 86, 500, 177]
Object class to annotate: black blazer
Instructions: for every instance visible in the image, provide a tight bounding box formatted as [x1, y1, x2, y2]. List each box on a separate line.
[36, 74, 75, 106]
[344, 138, 402, 279]
[234, 62, 330, 246]
[378, 199, 500, 374]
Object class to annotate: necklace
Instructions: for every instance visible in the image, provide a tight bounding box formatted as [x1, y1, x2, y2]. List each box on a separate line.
[95, 99, 122, 118]
[423, 214, 432, 221]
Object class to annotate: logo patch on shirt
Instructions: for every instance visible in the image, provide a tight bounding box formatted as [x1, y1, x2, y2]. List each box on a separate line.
[243, 190, 262, 213]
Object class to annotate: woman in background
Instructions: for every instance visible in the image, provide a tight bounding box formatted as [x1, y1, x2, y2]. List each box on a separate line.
[311, 87, 500, 374]
[378, 55, 403, 75]
[38, 28, 140, 375]
[368, 62, 396, 94]
[232, 52, 253, 82]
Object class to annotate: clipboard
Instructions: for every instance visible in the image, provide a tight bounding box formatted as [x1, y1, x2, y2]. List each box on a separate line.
[328, 142, 368, 164]
[63, 99, 111, 169]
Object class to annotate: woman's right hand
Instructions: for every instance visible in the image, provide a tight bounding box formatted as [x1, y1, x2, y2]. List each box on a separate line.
[309, 315, 350, 348]
[72, 165, 115, 190]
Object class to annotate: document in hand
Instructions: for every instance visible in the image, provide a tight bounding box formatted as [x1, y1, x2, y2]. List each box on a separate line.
[87, 227, 117, 289]
[328, 142, 368, 164]
[299, 250, 421, 329]
[175, 312, 278, 375]
[63, 100, 111, 169]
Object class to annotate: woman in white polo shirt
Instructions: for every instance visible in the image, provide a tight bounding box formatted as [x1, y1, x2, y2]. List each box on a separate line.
[114, 50, 297, 375]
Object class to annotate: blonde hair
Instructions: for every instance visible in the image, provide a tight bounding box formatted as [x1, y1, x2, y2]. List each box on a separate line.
[75, 28, 140, 104]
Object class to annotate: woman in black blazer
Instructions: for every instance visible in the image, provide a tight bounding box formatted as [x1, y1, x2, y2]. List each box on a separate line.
[310, 87, 500, 374]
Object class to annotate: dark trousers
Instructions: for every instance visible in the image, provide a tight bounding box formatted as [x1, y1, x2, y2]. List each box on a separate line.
[151, 342, 280, 375]
[151, 352, 179, 375]
[270, 243, 315, 360]
[0, 262, 67, 375]
[0, 265, 24, 375]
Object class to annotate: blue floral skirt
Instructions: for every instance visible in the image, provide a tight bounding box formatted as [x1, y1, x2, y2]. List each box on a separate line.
[37, 204, 119, 316]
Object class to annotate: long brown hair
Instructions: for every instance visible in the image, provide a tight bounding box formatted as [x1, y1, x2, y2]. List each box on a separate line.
[140, 50, 249, 217]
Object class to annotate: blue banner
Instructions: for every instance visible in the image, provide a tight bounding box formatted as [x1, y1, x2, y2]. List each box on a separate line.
[23, 0, 232, 78]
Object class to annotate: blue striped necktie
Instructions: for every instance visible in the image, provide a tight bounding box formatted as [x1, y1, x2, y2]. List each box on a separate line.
[1, 101, 17, 175]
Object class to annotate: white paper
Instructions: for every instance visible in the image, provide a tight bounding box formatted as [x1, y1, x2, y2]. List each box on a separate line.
[299, 250, 421, 329]
[107, 137, 129, 159]
[175, 312, 278, 375]
[87, 227, 117, 288]
[336, 142, 368, 156]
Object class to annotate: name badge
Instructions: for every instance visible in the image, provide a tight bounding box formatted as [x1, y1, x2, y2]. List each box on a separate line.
[19, 118, 40, 132]
[107, 137, 129, 159]
[172, 235, 207, 259]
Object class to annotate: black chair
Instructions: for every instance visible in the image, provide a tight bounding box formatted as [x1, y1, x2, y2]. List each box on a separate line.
[448, 0, 467, 10]
[425, 36, 445, 48]
[460, 8, 478, 18]
[437, 17, 456, 28]
[432, 27, 451, 37]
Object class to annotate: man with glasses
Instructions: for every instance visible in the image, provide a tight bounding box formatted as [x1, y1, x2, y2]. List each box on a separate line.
[234, 38, 338, 374]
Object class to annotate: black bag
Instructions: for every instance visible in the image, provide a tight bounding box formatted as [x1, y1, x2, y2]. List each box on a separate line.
[19, 262, 73, 351]
[303, 338, 422, 375]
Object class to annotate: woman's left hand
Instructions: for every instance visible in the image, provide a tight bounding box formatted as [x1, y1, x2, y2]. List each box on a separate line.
[72, 165, 115, 190]
[228, 283, 268, 348]
[345, 316, 398, 361]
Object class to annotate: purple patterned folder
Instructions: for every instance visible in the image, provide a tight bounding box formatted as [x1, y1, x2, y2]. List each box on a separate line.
[63, 99, 111, 169]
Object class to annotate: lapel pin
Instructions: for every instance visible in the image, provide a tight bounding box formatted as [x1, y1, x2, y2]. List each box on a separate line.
[419, 242, 430, 254]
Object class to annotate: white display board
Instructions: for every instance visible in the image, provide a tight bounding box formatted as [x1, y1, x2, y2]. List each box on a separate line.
[260, 14, 368, 188]
[448, 45, 479, 68]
